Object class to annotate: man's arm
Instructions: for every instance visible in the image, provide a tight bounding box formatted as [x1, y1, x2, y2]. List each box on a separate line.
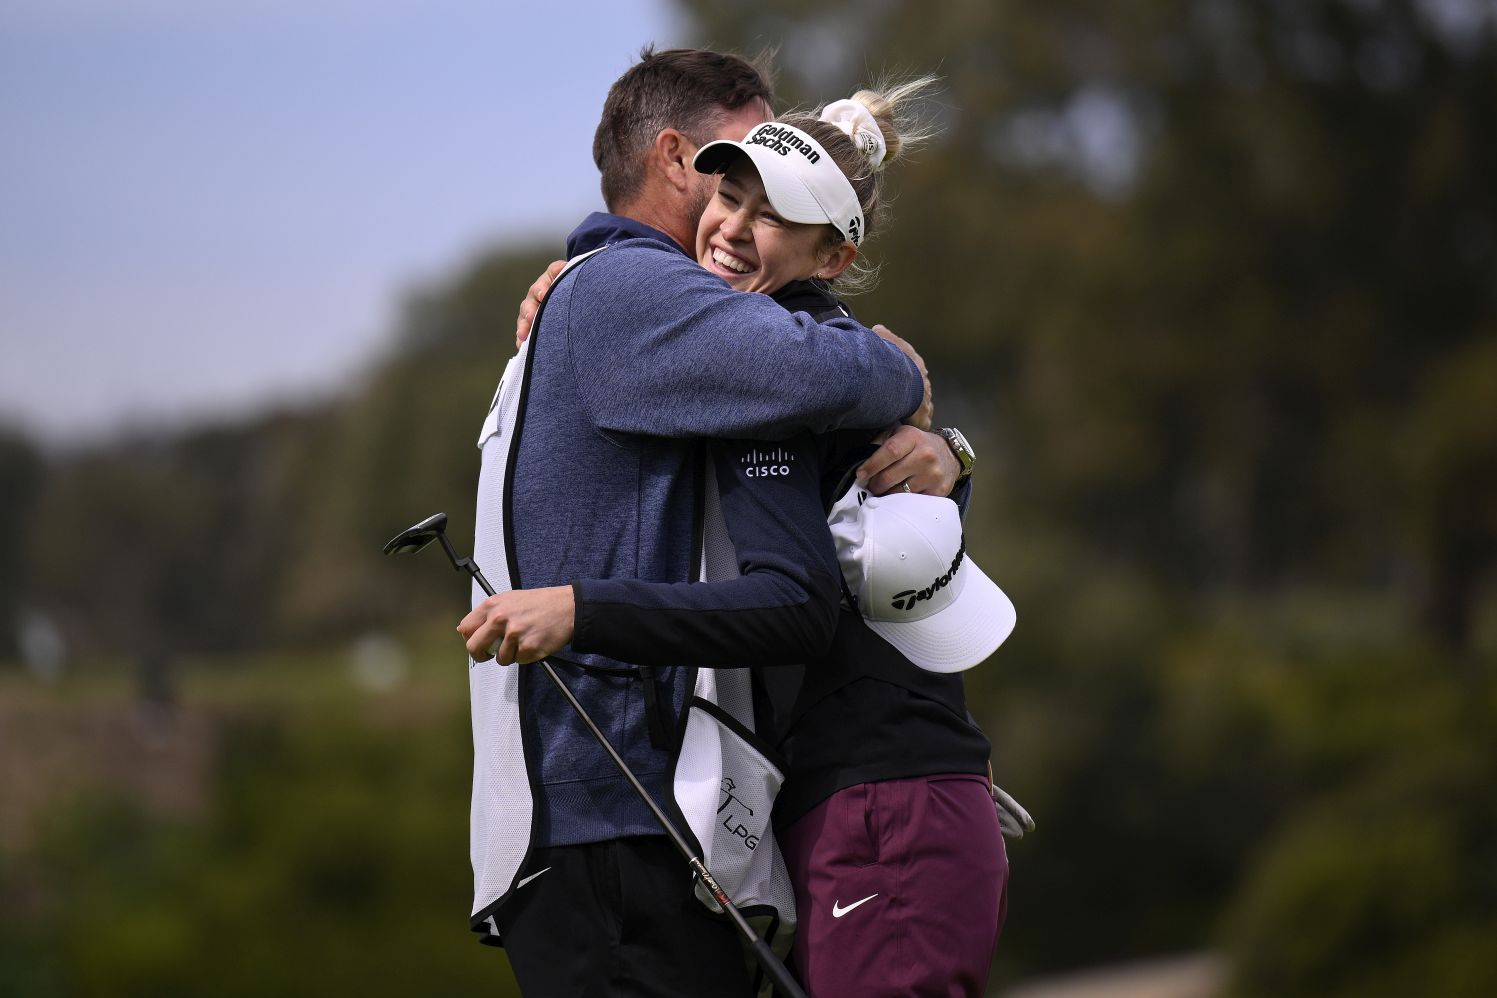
[459, 434, 841, 667]
[518, 253, 960, 492]
[556, 245, 925, 440]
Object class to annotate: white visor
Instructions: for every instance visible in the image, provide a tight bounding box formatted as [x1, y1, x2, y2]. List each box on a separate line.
[694, 121, 865, 246]
[828, 484, 1016, 673]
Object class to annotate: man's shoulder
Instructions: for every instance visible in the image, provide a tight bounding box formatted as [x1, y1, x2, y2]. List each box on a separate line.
[572, 237, 700, 282]
[557, 238, 726, 314]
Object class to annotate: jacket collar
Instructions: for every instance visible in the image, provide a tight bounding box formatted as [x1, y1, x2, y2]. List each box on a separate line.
[565, 212, 685, 258]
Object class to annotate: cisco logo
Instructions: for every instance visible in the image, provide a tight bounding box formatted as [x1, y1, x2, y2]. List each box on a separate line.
[742, 446, 796, 479]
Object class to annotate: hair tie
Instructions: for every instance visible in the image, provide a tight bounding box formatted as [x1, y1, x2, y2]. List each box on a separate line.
[820, 99, 887, 170]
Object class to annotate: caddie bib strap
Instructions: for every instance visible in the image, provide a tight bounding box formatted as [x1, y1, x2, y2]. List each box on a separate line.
[499, 246, 608, 589]
[467, 246, 609, 940]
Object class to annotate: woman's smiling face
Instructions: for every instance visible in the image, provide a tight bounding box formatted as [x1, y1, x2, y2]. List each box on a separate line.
[696, 160, 836, 295]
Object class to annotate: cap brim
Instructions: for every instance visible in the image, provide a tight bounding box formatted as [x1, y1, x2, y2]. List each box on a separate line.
[692, 139, 833, 227]
[693, 139, 746, 176]
[863, 555, 1017, 673]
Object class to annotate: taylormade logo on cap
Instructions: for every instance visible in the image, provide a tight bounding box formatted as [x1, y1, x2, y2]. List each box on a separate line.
[828, 484, 1017, 674]
[890, 539, 966, 611]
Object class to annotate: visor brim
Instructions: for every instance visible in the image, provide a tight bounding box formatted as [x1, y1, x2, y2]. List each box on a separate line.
[693, 139, 839, 228]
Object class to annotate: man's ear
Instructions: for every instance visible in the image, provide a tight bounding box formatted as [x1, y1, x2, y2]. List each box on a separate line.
[816, 241, 859, 280]
[652, 128, 696, 193]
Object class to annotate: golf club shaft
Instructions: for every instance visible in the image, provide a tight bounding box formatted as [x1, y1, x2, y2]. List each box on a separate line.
[469, 574, 807, 998]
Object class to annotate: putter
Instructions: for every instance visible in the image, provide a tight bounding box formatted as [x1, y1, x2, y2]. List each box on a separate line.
[383, 512, 807, 998]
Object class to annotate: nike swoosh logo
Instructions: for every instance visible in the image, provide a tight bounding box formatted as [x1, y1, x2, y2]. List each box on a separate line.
[831, 893, 879, 918]
[515, 867, 551, 890]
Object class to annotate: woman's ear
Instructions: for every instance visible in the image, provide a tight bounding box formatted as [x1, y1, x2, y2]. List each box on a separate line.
[816, 241, 859, 280]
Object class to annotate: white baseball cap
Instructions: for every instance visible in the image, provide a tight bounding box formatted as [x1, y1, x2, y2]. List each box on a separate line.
[828, 484, 1016, 673]
[694, 121, 866, 246]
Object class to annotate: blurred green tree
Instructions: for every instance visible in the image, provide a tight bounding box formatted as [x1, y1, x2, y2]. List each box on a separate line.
[5, 704, 514, 998]
[682, 0, 1496, 632]
[0, 429, 44, 660]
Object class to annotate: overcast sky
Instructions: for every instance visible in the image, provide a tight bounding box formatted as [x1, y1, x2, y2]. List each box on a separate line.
[0, 0, 684, 444]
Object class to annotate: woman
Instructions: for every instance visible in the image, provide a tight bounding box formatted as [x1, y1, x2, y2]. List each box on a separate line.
[462, 82, 1015, 997]
[692, 84, 1013, 998]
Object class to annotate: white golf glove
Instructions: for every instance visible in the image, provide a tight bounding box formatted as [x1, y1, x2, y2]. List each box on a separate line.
[992, 783, 1035, 840]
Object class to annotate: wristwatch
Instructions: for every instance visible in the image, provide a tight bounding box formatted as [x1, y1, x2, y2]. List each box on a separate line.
[939, 427, 976, 481]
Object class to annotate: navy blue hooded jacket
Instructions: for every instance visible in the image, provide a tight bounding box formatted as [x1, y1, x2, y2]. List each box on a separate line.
[484, 213, 923, 847]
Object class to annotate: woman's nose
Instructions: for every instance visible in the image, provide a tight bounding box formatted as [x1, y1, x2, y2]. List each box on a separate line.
[721, 208, 751, 240]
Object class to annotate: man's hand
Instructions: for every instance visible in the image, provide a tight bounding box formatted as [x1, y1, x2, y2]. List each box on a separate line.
[458, 585, 576, 665]
[873, 324, 932, 431]
[515, 259, 568, 348]
[857, 425, 962, 496]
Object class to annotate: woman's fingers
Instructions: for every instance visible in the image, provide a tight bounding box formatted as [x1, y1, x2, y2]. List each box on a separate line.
[857, 426, 960, 495]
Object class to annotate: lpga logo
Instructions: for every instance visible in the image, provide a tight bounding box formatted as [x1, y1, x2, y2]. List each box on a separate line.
[889, 540, 966, 611]
[718, 777, 759, 851]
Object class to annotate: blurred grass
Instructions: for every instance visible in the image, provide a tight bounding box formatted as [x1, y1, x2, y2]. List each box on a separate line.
[0, 622, 521, 998]
[4, 596, 1495, 995]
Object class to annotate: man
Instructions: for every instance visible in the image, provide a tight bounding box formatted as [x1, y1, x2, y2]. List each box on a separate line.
[457, 47, 962, 997]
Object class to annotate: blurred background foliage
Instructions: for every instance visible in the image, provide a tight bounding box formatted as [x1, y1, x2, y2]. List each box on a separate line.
[3, 1, 1495, 995]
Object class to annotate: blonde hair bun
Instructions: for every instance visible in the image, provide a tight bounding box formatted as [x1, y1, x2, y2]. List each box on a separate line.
[841, 75, 941, 170]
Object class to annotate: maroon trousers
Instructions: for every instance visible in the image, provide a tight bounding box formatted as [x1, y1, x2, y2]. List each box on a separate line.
[778, 774, 1008, 998]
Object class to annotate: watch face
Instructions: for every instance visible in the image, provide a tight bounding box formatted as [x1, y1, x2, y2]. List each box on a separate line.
[943, 427, 975, 472]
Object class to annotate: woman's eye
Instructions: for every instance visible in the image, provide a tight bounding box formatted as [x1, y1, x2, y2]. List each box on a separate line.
[761, 213, 784, 227]
[719, 190, 739, 206]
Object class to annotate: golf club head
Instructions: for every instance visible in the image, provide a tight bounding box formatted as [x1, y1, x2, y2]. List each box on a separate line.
[382, 512, 449, 556]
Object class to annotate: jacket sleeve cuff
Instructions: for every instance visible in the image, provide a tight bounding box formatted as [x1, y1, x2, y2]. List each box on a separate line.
[949, 476, 973, 518]
[570, 580, 599, 653]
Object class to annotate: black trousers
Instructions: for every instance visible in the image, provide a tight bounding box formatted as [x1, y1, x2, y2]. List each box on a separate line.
[494, 836, 756, 998]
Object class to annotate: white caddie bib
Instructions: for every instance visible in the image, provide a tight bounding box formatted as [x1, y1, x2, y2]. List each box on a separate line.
[466, 248, 796, 976]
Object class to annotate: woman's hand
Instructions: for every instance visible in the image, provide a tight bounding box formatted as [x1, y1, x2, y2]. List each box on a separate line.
[856, 425, 962, 496]
[458, 585, 576, 665]
[515, 259, 568, 348]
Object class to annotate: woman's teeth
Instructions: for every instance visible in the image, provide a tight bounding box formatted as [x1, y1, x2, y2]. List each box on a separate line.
[712, 247, 753, 274]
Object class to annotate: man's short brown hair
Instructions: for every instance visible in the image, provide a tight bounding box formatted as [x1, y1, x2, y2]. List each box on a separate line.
[593, 45, 775, 210]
